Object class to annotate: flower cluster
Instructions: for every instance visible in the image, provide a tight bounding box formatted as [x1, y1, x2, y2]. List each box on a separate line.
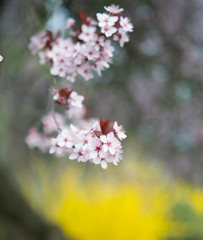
[25, 112, 65, 152]
[29, 5, 133, 82]
[26, 4, 132, 169]
[26, 115, 127, 169]
[97, 5, 133, 46]
[25, 128, 50, 152]
[50, 118, 126, 169]
[53, 87, 84, 107]
[52, 87, 85, 120]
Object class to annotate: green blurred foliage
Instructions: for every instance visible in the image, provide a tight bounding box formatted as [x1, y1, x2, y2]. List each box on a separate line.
[166, 202, 203, 240]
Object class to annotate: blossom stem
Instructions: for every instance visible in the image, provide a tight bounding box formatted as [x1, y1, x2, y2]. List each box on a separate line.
[52, 96, 61, 132]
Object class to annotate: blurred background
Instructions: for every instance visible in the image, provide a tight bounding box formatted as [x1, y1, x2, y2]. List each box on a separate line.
[1, 0, 203, 239]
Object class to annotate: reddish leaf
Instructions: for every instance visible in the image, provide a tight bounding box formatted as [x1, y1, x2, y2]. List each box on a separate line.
[100, 118, 109, 135]
[55, 30, 61, 39]
[100, 118, 114, 135]
[59, 87, 73, 99]
[105, 122, 114, 135]
[78, 10, 88, 25]
[94, 118, 115, 138]
[94, 130, 103, 138]
[44, 30, 61, 49]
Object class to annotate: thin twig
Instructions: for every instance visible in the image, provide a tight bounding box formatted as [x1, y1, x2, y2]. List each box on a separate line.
[51, 78, 61, 132]
[52, 98, 61, 132]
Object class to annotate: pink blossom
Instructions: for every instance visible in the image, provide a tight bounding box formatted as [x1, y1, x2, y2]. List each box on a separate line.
[68, 91, 84, 108]
[57, 129, 74, 148]
[49, 138, 65, 156]
[89, 137, 107, 159]
[39, 51, 49, 64]
[86, 17, 98, 26]
[101, 25, 117, 37]
[93, 60, 108, 76]
[104, 4, 124, 14]
[78, 24, 96, 42]
[101, 160, 108, 169]
[120, 16, 133, 32]
[69, 146, 89, 162]
[113, 121, 127, 140]
[102, 39, 115, 58]
[84, 120, 101, 133]
[41, 113, 65, 134]
[93, 35, 105, 47]
[113, 28, 129, 47]
[100, 132, 121, 155]
[29, 31, 50, 55]
[25, 128, 50, 152]
[66, 107, 86, 120]
[65, 18, 75, 29]
[25, 128, 42, 149]
[66, 69, 77, 82]
[84, 44, 100, 60]
[77, 62, 94, 81]
[97, 13, 118, 27]
[97, 12, 118, 37]
[53, 87, 84, 110]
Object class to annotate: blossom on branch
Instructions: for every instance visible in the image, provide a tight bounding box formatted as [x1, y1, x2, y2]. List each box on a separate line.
[26, 4, 132, 169]
[48, 118, 126, 169]
[120, 16, 133, 32]
[104, 5, 124, 14]
[28, 4, 133, 83]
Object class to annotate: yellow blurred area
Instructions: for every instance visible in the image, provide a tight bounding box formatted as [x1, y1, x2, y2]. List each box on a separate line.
[18, 152, 203, 240]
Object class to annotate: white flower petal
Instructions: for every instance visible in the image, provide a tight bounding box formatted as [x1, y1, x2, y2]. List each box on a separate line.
[100, 135, 107, 143]
[101, 161, 107, 169]
[49, 147, 55, 154]
[109, 147, 116, 155]
[79, 155, 88, 162]
[107, 132, 114, 141]
[118, 132, 127, 140]
[58, 139, 65, 147]
[103, 144, 108, 152]
[99, 150, 107, 158]
[69, 153, 78, 160]
[90, 151, 98, 159]
[93, 157, 101, 164]
[66, 141, 73, 148]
